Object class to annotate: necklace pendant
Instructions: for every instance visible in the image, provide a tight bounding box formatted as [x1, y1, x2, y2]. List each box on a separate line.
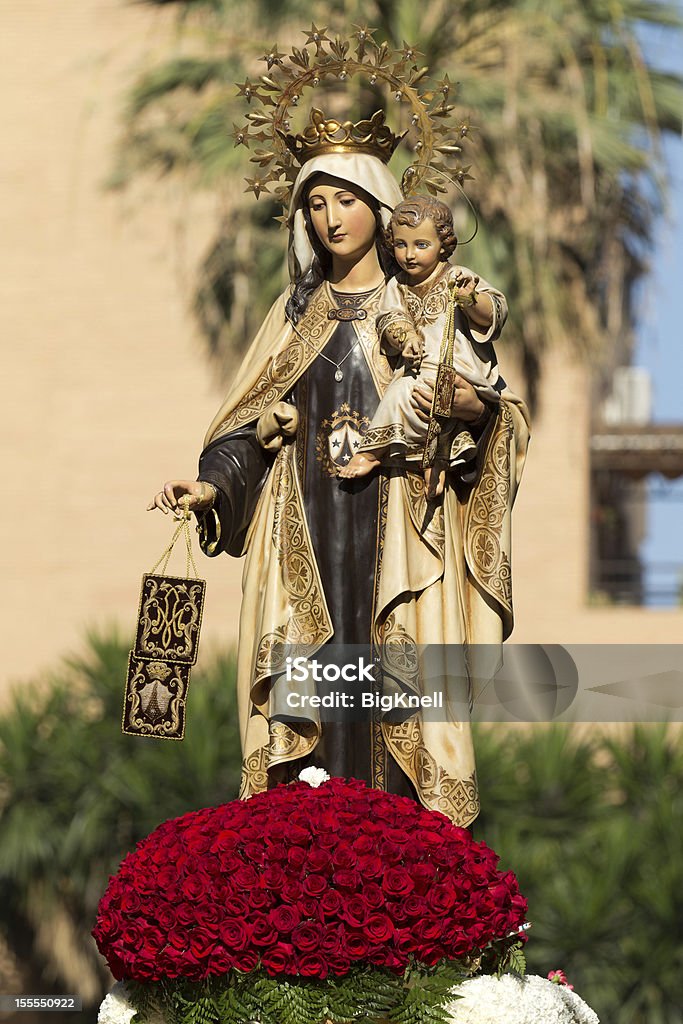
[334, 367, 344, 382]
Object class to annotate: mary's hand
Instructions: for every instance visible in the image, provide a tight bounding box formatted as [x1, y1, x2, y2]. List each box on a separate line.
[147, 480, 215, 516]
[410, 376, 486, 424]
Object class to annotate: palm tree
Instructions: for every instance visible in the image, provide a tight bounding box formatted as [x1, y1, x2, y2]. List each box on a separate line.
[0, 632, 242, 1021]
[112, 0, 682, 407]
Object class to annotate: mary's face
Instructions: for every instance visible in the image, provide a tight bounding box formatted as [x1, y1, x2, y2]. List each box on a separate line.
[306, 176, 378, 262]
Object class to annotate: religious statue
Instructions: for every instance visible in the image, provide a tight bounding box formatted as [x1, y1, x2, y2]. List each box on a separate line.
[148, 32, 530, 827]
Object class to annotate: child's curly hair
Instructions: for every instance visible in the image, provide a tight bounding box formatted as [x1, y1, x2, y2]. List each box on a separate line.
[384, 196, 458, 261]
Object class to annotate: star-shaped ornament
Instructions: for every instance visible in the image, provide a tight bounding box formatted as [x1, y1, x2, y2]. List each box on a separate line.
[400, 40, 424, 62]
[231, 123, 249, 148]
[302, 23, 331, 52]
[236, 78, 255, 102]
[260, 44, 284, 70]
[436, 74, 453, 97]
[244, 177, 270, 199]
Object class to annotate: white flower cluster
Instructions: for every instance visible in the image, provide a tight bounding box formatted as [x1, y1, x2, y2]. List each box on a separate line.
[447, 975, 599, 1024]
[98, 983, 165, 1024]
[298, 767, 331, 787]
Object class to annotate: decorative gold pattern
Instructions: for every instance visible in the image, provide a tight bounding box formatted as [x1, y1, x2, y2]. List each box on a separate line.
[315, 403, 371, 476]
[122, 655, 190, 741]
[239, 743, 270, 799]
[405, 268, 451, 325]
[404, 471, 445, 559]
[216, 290, 334, 436]
[384, 717, 480, 826]
[377, 611, 420, 692]
[134, 574, 205, 664]
[358, 422, 410, 454]
[465, 403, 513, 615]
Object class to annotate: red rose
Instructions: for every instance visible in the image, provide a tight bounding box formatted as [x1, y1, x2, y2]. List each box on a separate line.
[298, 953, 328, 978]
[283, 824, 310, 846]
[403, 895, 428, 919]
[332, 869, 361, 890]
[291, 922, 322, 953]
[233, 865, 259, 890]
[189, 928, 217, 959]
[340, 895, 369, 928]
[365, 913, 394, 944]
[223, 895, 249, 918]
[320, 924, 343, 955]
[208, 947, 234, 973]
[218, 920, 250, 951]
[300, 897, 319, 918]
[426, 885, 457, 914]
[344, 931, 370, 959]
[332, 843, 357, 869]
[248, 887, 272, 910]
[319, 890, 344, 918]
[280, 878, 304, 904]
[232, 949, 259, 972]
[287, 847, 307, 871]
[261, 944, 296, 976]
[270, 905, 301, 933]
[181, 873, 212, 901]
[119, 890, 141, 913]
[396, 929, 419, 955]
[352, 834, 374, 854]
[250, 915, 278, 948]
[382, 867, 414, 898]
[140, 926, 165, 957]
[361, 883, 384, 909]
[306, 848, 331, 872]
[378, 840, 402, 865]
[168, 927, 189, 951]
[302, 873, 328, 898]
[176, 903, 198, 927]
[357, 854, 383, 879]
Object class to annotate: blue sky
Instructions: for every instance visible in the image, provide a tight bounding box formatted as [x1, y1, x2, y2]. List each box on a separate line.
[632, 15, 683, 604]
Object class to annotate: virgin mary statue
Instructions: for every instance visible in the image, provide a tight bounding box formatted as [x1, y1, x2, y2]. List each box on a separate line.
[150, 108, 530, 827]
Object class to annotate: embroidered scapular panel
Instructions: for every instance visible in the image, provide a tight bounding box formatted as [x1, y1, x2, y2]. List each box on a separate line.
[122, 656, 190, 740]
[134, 574, 205, 664]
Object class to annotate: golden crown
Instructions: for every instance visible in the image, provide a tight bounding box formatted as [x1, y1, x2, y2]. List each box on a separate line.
[279, 108, 406, 165]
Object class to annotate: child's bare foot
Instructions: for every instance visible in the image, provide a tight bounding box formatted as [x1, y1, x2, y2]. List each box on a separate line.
[425, 465, 446, 499]
[338, 452, 380, 478]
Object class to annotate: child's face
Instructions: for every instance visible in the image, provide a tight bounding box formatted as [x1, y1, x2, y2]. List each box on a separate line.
[391, 218, 442, 283]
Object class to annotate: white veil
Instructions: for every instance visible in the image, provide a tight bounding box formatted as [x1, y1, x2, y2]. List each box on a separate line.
[287, 152, 404, 280]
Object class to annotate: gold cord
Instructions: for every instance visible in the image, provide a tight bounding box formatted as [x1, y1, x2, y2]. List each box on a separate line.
[150, 495, 200, 579]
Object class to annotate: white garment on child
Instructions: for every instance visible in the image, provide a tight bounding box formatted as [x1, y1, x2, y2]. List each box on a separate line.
[359, 262, 506, 461]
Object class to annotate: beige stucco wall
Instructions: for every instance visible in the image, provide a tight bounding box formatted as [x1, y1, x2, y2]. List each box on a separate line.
[1, 1, 244, 701]
[2, 1, 681, 705]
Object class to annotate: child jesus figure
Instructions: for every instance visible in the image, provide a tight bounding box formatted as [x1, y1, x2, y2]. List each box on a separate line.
[338, 196, 507, 497]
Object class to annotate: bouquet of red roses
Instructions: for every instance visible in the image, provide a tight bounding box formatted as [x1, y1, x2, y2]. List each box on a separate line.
[93, 775, 527, 1024]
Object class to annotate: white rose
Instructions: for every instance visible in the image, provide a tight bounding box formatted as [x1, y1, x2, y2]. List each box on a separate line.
[298, 767, 331, 787]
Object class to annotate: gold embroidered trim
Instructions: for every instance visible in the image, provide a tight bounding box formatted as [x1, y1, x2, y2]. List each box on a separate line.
[383, 716, 480, 826]
[403, 472, 445, 560]
[465, 403, 513, 615]
[239, 743, 269, 799]
[255, 446, 332, 685]
[359, 422, 409, 453]
[217, 290, 335, 436]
